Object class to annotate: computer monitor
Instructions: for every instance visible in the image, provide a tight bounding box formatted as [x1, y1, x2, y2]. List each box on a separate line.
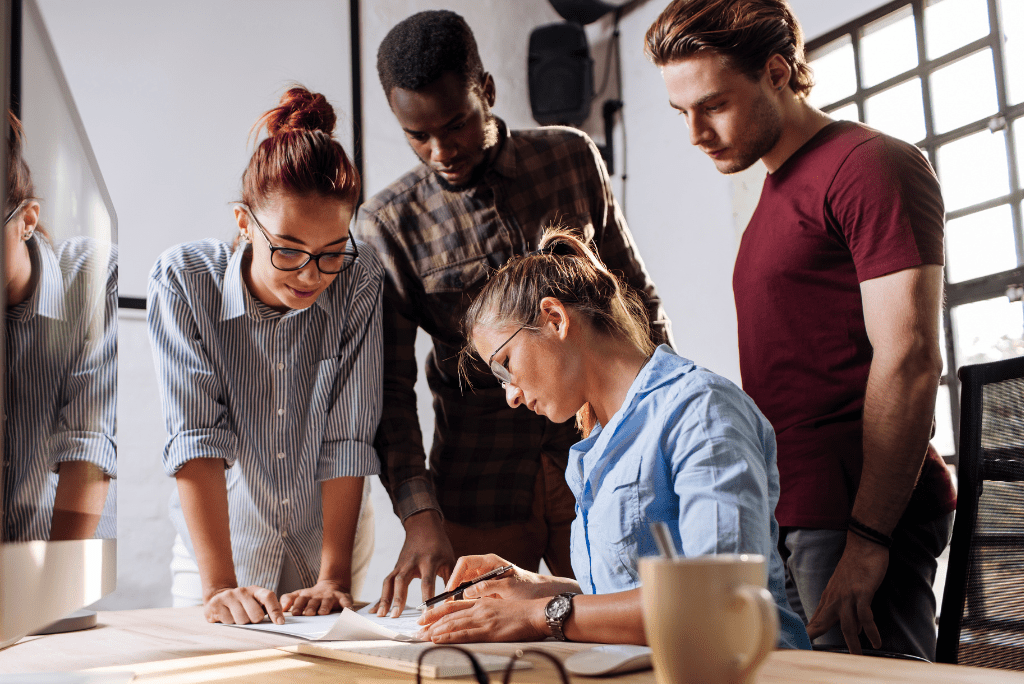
[0, 0, 117, 648]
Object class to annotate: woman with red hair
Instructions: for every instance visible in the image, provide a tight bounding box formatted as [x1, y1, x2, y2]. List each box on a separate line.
[148, 87, 382, 625]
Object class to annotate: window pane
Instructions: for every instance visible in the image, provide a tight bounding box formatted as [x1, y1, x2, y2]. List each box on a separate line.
[945, 204, 1018, 282]
[1016, 117, 1024, 188]
[930, 49, 999, 133]
[933, 384, 956, 457]
[808, 37, 857, 108]
[860, 7, 919, 88]
[952, 297, 1024, 367]
[937, 129, 1010, 211]
[865, 78, 926, 144]
[827, 103, 860, 123]
[925, 0, 991, 60]
[1001, 0, 1024, 105]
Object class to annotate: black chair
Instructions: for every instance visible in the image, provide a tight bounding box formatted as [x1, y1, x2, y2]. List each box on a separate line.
[936, 355, 1024, 670]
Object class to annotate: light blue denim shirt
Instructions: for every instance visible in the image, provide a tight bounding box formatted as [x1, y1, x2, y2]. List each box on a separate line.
[567, 345, 810, 650]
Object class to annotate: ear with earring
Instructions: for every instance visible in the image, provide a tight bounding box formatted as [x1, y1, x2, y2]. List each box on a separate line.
[239, 230, 250, 244]
[22, 227, 34, 241]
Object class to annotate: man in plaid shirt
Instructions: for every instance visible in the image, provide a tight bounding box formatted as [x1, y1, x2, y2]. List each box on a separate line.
[357, 10, 672, 617]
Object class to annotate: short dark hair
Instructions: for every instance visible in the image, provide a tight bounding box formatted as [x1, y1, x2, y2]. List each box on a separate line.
[376, 10, 485, 99]
[644, 0, 814, 97]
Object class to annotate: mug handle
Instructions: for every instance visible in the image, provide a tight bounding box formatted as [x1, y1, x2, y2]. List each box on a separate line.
[732, 585, 779, 682]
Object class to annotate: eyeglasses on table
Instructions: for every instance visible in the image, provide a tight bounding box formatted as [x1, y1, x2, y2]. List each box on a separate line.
[415, 645, 570, 683]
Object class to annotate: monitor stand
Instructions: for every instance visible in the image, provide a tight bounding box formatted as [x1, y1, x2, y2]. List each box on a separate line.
[29, 609, 97, 635]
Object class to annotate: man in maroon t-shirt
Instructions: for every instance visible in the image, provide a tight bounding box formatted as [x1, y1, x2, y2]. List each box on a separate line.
[645, 0, 956, 660]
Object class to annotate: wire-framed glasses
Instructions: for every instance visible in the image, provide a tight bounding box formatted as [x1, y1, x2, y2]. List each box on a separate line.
[415, 645, 570, 684]
[4, 199, 29, 226]
[243, 204, 358, 275]
[488, 324, 527, 387]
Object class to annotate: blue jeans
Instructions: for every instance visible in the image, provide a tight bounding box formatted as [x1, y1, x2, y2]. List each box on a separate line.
[779, 512, 953, 661]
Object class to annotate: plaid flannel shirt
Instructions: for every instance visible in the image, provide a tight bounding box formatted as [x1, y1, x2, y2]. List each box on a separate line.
[355, 120, 672, 527]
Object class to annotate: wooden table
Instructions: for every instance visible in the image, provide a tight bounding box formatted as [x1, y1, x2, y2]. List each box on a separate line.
[0, 607, 1022, 683]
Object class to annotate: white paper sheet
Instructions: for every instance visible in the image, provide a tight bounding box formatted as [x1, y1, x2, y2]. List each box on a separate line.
[222, 605, 423, 642]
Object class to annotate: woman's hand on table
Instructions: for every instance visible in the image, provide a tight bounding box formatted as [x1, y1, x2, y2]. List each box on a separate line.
[282, 580, 354, 616]
[204, 585, 285, 625]
[449, 554, 581, 601]
[417, 597, 549, 643]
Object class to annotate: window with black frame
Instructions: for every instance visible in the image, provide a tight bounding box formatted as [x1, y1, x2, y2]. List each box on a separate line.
[805, 0, 1024, 468]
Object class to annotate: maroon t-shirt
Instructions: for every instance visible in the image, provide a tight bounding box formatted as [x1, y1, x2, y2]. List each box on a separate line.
[734, 121, 956, 530]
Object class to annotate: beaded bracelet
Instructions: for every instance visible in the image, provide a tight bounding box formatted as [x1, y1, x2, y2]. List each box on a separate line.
[848, 518, 893, 548]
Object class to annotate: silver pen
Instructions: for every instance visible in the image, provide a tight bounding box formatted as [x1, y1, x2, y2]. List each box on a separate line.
[417, 564, 515, 610]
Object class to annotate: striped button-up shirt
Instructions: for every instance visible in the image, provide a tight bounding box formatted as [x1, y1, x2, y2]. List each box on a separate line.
[147, 239, 382, 590]
[4, 235, 117, 541]
[355, 120, 671, 526]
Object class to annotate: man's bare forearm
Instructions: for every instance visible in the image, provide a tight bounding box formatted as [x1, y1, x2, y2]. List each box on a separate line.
[851, 351, 941, 535]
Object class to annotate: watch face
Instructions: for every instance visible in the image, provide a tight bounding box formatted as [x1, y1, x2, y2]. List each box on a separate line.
[546, 596, 570, 619]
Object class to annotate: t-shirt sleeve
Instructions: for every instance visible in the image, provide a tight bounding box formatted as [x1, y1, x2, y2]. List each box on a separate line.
[826, 134, 945, 283]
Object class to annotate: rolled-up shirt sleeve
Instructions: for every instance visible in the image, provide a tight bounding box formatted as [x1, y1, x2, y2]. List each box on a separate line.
[316, 241, 384, 481]
[147, 271, 238, 476]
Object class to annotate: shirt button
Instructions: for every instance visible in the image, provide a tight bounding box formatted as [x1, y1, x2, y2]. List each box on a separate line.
[277, 408, 285, 416]
[276, 452, 285, 460]
[277, 362, 284, 370]
[282, 499, 290, 506]
[281, 531, 288, 538]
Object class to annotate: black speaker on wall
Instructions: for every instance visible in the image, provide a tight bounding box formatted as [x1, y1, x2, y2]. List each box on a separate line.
[528, 22, 593, 126]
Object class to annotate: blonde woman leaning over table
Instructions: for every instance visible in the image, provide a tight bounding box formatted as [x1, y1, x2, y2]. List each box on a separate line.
[148, 87, 381, 625]
[417, 228, 809, 649]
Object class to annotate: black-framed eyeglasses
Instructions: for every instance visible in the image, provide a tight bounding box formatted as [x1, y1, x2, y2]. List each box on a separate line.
[488, 324, 527, 387]
[4, 199, 29, 226]
[244, 204, 358, 275]
[415, 645, 570, 684]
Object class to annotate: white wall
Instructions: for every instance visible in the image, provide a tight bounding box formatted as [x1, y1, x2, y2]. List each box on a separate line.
[35, 0, 360, 609]
[32, 0, 891, 610]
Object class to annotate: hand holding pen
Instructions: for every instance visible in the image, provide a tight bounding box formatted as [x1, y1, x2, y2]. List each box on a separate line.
[418, 564, 514, 609]
[420, 554, 584, 609]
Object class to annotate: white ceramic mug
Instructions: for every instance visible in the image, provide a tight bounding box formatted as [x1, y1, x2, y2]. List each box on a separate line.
[639, 554, 779, 684]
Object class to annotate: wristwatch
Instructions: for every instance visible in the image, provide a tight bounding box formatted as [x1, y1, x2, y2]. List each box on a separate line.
[544, 592, 579, 641]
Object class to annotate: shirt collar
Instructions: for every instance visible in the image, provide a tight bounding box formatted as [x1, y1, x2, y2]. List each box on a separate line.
[486, 118, 516, 180]
[19, 236, 66, 322]
[221, 243, 336, 321]
[221, 245, 249, 321]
